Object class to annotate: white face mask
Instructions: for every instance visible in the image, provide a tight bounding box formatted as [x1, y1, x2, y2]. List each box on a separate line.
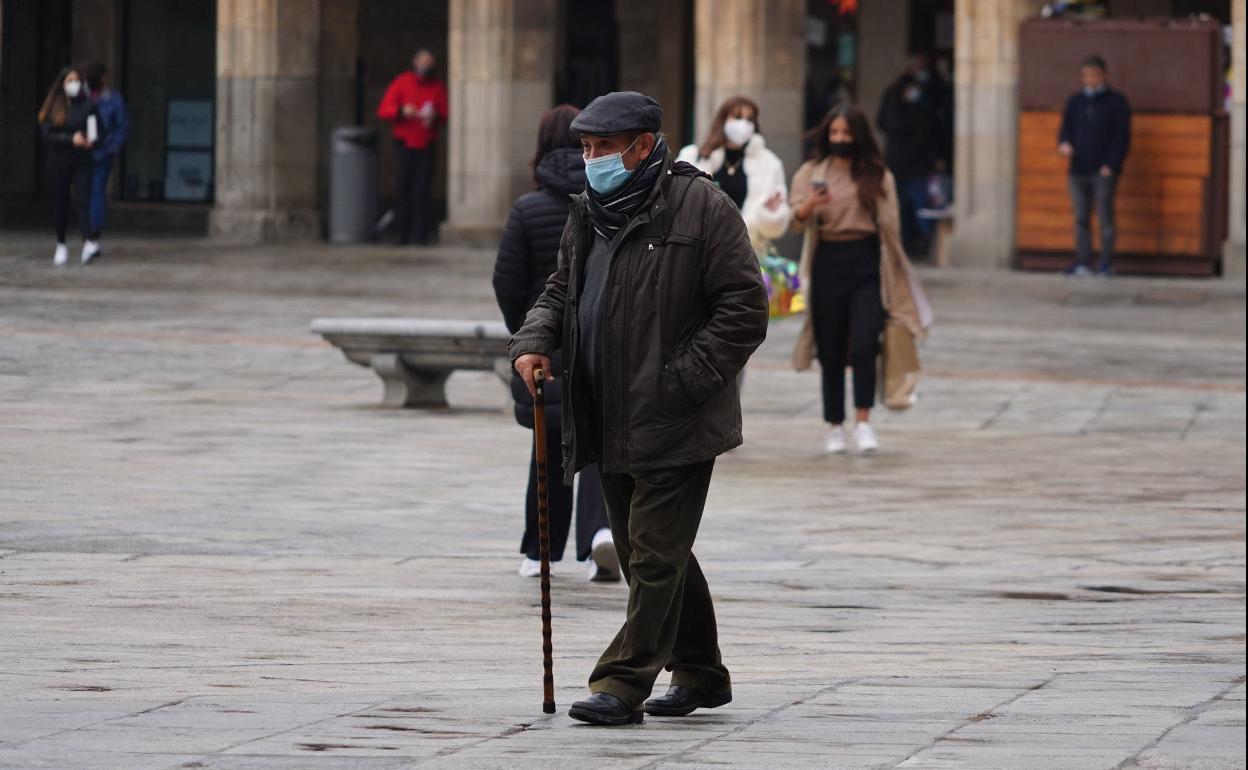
[63, 79, 82, 98]
[723, 118, 755, 147]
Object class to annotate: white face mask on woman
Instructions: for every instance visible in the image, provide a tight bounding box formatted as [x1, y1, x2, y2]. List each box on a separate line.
[723, 118, 755, 147]
[63, 79, 82, 98]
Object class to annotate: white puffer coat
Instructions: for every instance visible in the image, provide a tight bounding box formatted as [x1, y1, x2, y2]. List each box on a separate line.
[677, 134, 792, 256]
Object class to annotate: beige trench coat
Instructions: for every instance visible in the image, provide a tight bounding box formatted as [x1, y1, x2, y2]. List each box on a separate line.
[791, 161, 933, 372]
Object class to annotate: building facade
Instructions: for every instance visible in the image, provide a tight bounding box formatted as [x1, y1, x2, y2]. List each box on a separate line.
[0, 0, 1242, 276]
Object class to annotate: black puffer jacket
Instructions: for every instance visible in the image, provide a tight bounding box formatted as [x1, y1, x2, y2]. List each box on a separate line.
[494, 147, 586, 427]
[41, 95, 97, 163]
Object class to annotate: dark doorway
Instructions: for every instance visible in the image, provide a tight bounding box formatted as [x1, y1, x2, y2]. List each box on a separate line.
[119, 0, 216, 203]
[555, 0, 619, 108]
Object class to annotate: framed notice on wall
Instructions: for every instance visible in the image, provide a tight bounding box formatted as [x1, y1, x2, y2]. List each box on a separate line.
[165, 150, 213, 201]
[166, 99, 214, 149]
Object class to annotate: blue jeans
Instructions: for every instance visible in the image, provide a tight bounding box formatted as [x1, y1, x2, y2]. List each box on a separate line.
[89, 154, 115, 237]
[899, 176, 933, 243]
[1068, 173, 1117, 268]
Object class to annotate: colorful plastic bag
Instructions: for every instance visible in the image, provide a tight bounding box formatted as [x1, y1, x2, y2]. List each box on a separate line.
[760, 250, 801, 319]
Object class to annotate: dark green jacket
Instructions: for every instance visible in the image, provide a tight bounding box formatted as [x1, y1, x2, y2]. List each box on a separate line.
[509, 155, 769, 484]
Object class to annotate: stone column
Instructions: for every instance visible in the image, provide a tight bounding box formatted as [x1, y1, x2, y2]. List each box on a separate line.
[1225, 1, 1245, 278]
[856, 0, 909, 124]
[616, 0, 691, 147]
[210, 0, 323, 242]
[317, 0, 359, 218]
[693, 0, 806, 177]
[71, 0, 122, 84]
[443, 0, 555, 245]
[948, 0, 1044, 269]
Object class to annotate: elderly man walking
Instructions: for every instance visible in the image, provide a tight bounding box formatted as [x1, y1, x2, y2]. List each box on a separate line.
[510, 91, 769, 726]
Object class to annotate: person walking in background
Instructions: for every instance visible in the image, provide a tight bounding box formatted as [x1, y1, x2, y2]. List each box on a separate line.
[876, 53, 949, 256]
[511, 91, 768, 726]
[377, 48, 448, 245]
[83, 61, 129, 260]
[789, 105, 930, 455]
[677, 96, 791, 255]
[493, 104, 618, 583]
[38, 66, 97, 267]
[1058, 54, 1131, 277]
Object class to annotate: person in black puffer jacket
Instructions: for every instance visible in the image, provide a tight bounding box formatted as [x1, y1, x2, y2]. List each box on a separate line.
[39, 65, 99, 266]
[493, 104, 617, 582]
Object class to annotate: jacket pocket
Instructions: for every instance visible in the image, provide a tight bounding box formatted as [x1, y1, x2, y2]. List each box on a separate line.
[659, 362, 695, 418]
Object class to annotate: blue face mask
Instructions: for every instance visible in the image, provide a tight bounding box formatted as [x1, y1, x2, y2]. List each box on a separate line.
[584, 136, 641, 195]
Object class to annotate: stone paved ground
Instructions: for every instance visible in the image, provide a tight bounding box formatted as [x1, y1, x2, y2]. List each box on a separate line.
[0, 233, 1244, 769]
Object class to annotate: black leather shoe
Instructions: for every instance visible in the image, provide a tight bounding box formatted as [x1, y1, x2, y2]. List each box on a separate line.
[568, 692, 643, 726]
[643, 685, 732, 716]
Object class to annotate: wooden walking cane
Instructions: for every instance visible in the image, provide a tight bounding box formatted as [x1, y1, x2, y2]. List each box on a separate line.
[532, 369, 556, 714]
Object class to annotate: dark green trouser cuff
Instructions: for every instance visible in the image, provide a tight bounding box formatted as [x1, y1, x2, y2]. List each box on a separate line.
[669, 669, 732, 696]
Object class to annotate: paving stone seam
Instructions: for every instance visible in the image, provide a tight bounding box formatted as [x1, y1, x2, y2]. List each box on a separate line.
[887, 674, 1058, 768]
[632, 677, 870, 769]
[1112, 675, 1247, 769]
[183, 696, 399, 764]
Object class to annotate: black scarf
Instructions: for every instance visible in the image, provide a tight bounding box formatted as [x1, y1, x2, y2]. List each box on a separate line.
[584, 136, 669, 241]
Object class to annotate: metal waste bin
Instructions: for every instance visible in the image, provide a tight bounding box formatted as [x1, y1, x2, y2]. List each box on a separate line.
[329, 127, 378, 244]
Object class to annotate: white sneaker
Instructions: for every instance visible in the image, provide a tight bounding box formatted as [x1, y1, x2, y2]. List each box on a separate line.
[81, 239, 100, 264]
[824, 425, 847, 454]
[518, 557, 542, 578]
[853, 422, 879, 454]
[588, 528, 621, 582]
[53, 243, 69, 266]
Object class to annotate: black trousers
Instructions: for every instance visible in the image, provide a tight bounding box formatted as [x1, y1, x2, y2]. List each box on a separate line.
[50, 155, 94, 243]
[394, 141, 435, 244]
[521, 408, 609, 562]
[589, 460, 730, 707]
[810, 236, 885, 425]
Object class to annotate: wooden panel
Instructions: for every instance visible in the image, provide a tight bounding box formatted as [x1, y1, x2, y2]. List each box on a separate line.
[1016, 110, 1216, 269]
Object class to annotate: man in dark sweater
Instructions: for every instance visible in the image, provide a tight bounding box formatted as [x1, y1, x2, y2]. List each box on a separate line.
[510, 91, 769, 726]
[1058, 54, 1132, 276]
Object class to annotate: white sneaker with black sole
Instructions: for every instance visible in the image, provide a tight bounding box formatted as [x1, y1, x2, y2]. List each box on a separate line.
[588, 528, 621, 582]
[81, 239, 101, 265]
[824, 425, 847, 454]
[853, 422, 878, 454]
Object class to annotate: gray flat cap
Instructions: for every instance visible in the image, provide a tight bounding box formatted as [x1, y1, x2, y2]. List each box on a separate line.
[570, 91, 662, 135]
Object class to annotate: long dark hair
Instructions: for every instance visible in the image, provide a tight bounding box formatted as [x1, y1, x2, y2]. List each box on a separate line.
[38, 66, 77, 127]
[532, 104, 581, 175]
[807, 104, 886, 217]
[697, 95, 761, 158]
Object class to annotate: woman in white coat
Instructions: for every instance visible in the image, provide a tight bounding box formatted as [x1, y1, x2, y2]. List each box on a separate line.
[677, 96, 791, 255]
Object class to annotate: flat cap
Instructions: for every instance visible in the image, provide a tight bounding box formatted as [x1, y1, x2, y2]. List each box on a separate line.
[570, 91, 662, 135]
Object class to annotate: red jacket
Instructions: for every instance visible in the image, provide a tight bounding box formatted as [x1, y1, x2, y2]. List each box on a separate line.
[377, 71, 449, 149]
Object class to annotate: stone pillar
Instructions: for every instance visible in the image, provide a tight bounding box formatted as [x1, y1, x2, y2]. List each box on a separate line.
[616, 0, 691, 147]
[948, 0, 1044, 269]
[693, 0, 806, 177]
[444, 0, 555, 245]
[71, 0, 122, 83]
[1226, 0, 1245, 278]
[856, 0, 909, 123]
[210, 0, 323, 242]
[317, 0, 358, 215]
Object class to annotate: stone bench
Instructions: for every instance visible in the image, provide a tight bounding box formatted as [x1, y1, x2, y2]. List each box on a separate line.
[311, 318, 512, 408]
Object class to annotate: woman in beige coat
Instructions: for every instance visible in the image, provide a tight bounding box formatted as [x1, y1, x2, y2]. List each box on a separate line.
[790, 105, 932, 454]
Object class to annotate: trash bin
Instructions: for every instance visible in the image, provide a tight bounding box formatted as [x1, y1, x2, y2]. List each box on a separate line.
[329, 127, 378, 244]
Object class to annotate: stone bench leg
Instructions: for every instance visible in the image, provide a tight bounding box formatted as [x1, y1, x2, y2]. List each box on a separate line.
[370, 353, 450, 408]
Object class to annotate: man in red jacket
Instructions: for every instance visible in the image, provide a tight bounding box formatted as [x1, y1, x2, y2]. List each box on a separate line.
[377, 49, 449, 245]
